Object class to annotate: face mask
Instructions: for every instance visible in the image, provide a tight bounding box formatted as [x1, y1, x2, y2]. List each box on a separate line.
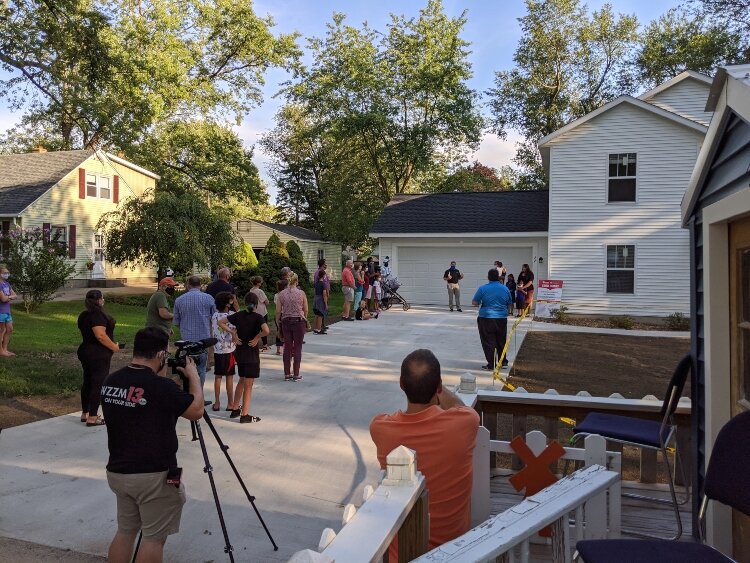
[1, 273, 9, 280]
[164, 287, 175, 296]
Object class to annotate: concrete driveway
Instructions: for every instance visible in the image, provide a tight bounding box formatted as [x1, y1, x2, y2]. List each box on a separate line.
[0, 307, 526, 562]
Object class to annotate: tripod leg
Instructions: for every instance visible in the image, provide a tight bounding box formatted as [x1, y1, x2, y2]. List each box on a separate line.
[190, 419, 198, 441]
[194, 419, 236, 562]
[130, 531, 142, 563]
[201, 411, 279, 551]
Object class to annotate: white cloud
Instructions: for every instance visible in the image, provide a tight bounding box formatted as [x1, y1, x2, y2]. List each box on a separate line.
[468, 131, 522, 170]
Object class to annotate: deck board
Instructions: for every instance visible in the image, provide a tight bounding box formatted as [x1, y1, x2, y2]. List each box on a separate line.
[489, 473, 693, 562]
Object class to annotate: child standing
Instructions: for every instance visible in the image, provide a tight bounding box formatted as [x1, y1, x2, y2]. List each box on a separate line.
[505, 274, 517, 316]
[371, 272, 382, 318]
[0, 265, 17, 356]
[249, 276, 270, 351]
[220, 292, 269, 424]
[211, 291, 236, 412]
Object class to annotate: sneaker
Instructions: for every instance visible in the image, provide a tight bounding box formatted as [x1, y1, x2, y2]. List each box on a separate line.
[284, 375, 294, 381]
[501, 359, 509, 368]
[312, 330, 323, 335]
[449, 308, 454, 312]
[480, 365, 493, 371]
[457, 308, 462, 312]
[293, 375, 303, 381]
[342, 317, 355, 321]
[229, 409, 241, 418]
[240, 415, 261, 424]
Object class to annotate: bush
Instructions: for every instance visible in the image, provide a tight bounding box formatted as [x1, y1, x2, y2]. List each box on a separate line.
[666, 312, 690, 331]
[257, 233, 289, 292]
[104, 293, 154, 308]
[233, 241, 258, 271]
[609, 315, 634, 330]
[286, 240, 311, 291]
[4, 227, 76, 312]
[552, 304, 570, 323]
[231, 268, 256, 296]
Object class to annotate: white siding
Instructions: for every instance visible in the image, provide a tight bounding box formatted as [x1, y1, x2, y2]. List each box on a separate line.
[378, 236, 548, 305]
[644, 78, 713, 126]
[546, 103, 703, 316]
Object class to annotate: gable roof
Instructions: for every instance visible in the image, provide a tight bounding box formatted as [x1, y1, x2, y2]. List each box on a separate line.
[246, 219, 324, 241]
[370, 191, 549, 235]
[682, 65, 750, 223]
[0, 149, 94, 215]
[638, 70, 713, 102]
[538, 95, 709, 172]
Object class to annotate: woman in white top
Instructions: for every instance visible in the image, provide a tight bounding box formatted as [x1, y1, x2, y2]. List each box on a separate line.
[249, 276, 270, 351]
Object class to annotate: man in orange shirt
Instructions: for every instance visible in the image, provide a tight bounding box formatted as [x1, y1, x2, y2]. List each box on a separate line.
[370, 349, 480, 560]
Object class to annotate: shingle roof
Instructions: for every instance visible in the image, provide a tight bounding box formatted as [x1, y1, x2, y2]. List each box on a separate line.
[0, 149, 94, 215]
[252, 220, 324, 241]
[370, 191, 549, 234]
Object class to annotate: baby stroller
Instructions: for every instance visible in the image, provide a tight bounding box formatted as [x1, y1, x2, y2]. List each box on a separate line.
[380, 276, 410, 311]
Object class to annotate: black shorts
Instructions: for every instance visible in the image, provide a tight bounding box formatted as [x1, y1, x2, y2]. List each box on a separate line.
[214, 353, 236, 376]
[237, 362, 260, 379]
[313, 308, 327, 317]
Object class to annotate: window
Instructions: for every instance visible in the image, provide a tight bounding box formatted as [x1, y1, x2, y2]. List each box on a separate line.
[85, 174, 112, 200]
[608, 153, 637, 202]
[606, 245, 635, 293]
[317, 249, 325, 261]
[94, 233, 105, 263]
[50, 225, 67, 250]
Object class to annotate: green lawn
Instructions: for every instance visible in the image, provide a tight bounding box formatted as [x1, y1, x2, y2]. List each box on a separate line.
[0, 291, 345, 397]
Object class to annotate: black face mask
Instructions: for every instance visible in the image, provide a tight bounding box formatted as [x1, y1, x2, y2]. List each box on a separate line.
[165, 287, 175, 296]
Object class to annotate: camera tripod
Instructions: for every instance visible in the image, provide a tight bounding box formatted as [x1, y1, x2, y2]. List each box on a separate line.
[131, 407, 278, 562]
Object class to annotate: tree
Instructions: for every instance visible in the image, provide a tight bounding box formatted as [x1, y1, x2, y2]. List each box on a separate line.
[4, 227, 76, 312]
[233, 242, 259, 272]
[97, 191, 236, 277]
[690, 1, 750, 58]
[634, 8, 745, 88]
[488, 0, 638, 184]
[0, 0, 300, 151]
[256, 233, 289, 293]
[434, 162, 517, 192]
[285, 240, 311, 291]
[128, 121, 265, 202]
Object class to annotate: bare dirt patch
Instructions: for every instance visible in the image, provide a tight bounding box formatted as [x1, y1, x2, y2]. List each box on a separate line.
[510, 331, 691, 398]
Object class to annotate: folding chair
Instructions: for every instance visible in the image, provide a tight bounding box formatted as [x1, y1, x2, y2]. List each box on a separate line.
[570, 354, 692, 539]
[576, 409, 750, 562]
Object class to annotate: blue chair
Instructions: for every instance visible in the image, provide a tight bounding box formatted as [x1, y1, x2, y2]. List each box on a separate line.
[575, 409, 750, 562]
[570, 354, 692, 539]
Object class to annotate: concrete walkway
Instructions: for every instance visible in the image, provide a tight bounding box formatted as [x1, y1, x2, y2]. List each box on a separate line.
[0, 306, 522, 562]
[52, 280, 156, 302]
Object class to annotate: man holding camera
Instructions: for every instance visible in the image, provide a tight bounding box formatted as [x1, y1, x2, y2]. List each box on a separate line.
[102, 327, 205, 563]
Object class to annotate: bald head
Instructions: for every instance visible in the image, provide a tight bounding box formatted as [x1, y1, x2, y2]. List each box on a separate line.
[400, 349, 441, 404]
[217, 267, 231, 281]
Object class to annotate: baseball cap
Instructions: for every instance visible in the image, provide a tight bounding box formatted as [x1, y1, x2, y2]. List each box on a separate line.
[159, 277, 178, 287]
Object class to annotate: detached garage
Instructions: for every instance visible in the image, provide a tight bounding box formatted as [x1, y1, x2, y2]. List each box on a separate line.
[370, 192, 549, 306]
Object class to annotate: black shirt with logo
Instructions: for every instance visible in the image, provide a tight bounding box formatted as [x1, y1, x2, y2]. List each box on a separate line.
[102, 365, 194, 474]
[226, 310, 266, 364]
[444, 269, 462, 284]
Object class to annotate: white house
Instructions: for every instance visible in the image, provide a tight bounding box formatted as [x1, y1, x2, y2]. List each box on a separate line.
[370, 191, 549, 305]
[682, 64, 750, 560]
[538, 71, 712, 316]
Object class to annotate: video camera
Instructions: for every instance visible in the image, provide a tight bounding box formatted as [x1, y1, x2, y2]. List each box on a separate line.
[168, 338, 217, 377]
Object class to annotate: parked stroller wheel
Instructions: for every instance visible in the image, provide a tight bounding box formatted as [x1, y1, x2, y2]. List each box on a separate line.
[402, 303, 410, 311]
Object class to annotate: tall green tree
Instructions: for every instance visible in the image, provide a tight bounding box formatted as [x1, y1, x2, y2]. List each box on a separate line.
[488, 0, 638, 185]
[97, 190, 236, 276]
[128, 121, 265, 202]
[256, 233, 289, 292]
[0, 0, 300, 151]
[433, 162, 517, 193]
[634, 7, 745, 88]
[285, 240, 311, 290]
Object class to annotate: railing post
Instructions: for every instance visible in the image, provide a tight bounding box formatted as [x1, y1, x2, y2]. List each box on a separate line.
[472, 426, 491, 525]
[483, 410, 499, 470]
[511, 388, 529, 470]
[552, 514, 572, 563]
[398, 489, 430, 562]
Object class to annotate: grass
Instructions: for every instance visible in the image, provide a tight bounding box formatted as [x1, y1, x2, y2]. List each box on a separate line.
[0, 291, 345, 397]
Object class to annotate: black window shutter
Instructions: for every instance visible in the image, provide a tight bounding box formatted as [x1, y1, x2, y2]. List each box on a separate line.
[68, 225, 76, 259]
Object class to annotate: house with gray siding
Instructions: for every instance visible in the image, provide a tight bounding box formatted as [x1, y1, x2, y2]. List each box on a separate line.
[682, 64, 750, 559]
[234, 219, 342, 280]
[539, 71, 712, 316]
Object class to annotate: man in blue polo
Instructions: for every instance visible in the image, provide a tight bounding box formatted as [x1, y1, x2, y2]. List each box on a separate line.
[472, 268, 513, 371]
[173, 275, 216, 392]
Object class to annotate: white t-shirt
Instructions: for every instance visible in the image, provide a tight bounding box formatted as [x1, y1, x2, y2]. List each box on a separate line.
[250, 287, 268, 317]
[212, 311, 236, 354]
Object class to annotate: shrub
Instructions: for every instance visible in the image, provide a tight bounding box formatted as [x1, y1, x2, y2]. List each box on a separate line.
[286, 240, 311, 291]
[233, 241, 258, 271]
[666, 312, 690, 331]
[257, 233, 289, 292]
[609, 315, 634, 330]
[4, 227, 76, 312]
[103, 293, 153, 308]
[552, 304, 570, 323]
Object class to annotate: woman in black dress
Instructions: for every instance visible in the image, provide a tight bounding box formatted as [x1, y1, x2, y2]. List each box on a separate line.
[516, 264, 535, 316]
[77, 290, 119, 426]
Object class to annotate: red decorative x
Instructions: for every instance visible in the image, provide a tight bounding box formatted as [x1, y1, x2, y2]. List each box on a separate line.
[509, 435, 566, 537]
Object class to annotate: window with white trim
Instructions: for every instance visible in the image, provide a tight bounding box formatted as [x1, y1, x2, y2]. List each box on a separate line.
[51, 225, 67, 250]
[606, 245, 635, 293]
[94, 233, 105, 262]
[608, 153, 637, 202]
[317, 249, 325, 261]
[85, 174, 112, 200]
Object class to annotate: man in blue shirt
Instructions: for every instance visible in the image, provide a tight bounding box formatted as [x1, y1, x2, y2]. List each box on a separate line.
[173, 275, 216, 389]
[472, 269, 513, 371]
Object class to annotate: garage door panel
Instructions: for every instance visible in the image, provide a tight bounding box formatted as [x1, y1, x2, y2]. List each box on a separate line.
[395, 246, 532, 305]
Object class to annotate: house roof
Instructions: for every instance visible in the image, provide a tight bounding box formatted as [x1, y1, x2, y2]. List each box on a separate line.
[682, 65, 750, 223]
[369, 191, 549, 235]
[638, 70, 713, 103]
[0, 149, 94, 215]
[538, 95, 709, 172]
[248, 220, 324, 241]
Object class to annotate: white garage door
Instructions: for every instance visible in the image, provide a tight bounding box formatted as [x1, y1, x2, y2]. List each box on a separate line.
[395, 246, 533, 305]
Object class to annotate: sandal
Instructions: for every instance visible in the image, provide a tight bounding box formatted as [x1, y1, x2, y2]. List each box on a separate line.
[212, 404, 221, 411]
[80, 412, 88, 423]
[284, 374, 293, 381]
[86, 418, 105, 427]
[225, 406, 233, 411]
[240, 415, 261, 424]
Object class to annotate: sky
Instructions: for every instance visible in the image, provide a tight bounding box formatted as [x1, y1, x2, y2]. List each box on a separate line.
[0, 0, 681, 201]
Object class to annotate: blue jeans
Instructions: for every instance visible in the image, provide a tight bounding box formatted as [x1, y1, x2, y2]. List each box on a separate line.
[353, 289, 364, 314]
[195, 350, 208, 387]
